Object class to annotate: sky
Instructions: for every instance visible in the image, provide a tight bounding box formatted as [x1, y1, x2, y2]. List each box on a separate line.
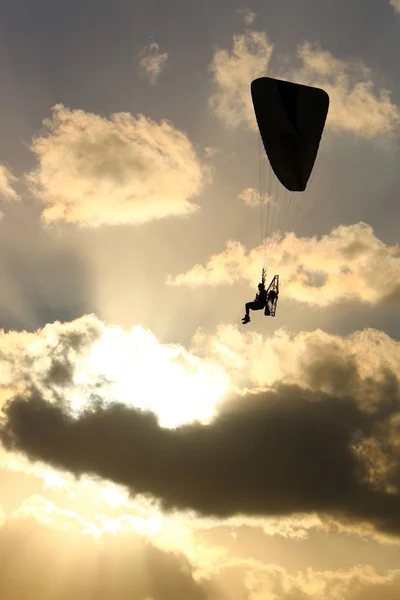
[0, 1, 400, 598]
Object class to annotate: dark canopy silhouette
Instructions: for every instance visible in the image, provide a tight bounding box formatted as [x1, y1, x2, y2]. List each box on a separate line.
[251, 77, 330, 192]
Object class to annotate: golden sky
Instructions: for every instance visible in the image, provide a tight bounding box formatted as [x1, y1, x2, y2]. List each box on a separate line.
[0, 2, 400, 599]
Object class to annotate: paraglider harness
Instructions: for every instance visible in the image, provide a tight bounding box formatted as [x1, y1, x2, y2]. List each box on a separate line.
[262, 269, 279, 317]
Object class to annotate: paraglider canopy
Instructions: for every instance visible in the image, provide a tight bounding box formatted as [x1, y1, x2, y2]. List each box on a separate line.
[251, 77, 329, 192]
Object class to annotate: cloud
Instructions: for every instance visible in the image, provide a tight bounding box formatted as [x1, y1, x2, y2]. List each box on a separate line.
[139, 41, 168, 84]
[0, 451, 228, 571]
[209, 29, 400, 137]
[0, 164, 20, 202]
[3, 325, 400, 537]
[191, 325, 400, 401]
[204, 146, 220, 158]
[390, 0, 400, 13]
[168, 239, 248, 287]
[26, 104, 209, 227]
[291, 42, 400, 138]
[236, 8, 257, 26]
[238, 187, 271, 207]
[0, 314, 103, 405]
[0, 314, 230, 428]
[209, 30, 273, 128]
[4, 317, 400, 539]
[167, 222, 400, 308]
[3, 498, 400, 600]
[239, 562, 400, 600]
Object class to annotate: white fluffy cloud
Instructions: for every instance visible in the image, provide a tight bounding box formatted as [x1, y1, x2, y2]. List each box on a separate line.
[292, 42, 400, 138]
[168, 222, 400, 308]
[139, 41, 168, 84]
[26, 105, 209, 227]
[209, 29, 400, 138]
[209, 30, 273, 128]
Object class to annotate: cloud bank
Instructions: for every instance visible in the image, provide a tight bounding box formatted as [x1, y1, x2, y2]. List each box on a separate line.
[167, 222, 400, 308]
[2, 318, 400, 538]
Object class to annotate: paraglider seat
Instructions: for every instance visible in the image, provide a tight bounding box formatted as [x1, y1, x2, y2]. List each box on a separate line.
[264, 275, 279, 317]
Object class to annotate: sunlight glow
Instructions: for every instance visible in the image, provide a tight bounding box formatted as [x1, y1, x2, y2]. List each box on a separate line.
[97, 484, 130, 509]
[2, 456, 227, 568]
[81, 325, 230, 428]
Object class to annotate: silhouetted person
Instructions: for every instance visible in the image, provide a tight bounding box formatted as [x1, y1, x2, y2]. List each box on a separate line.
[242, 281, 267, 324]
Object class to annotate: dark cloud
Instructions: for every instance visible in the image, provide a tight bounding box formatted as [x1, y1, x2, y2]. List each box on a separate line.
[2, 371, 400, 536]
[0, 517, 212, 600]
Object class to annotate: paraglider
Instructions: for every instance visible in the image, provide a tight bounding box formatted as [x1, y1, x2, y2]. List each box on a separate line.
[242, 269, 279, 324]
[243, 76, 329, 324]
